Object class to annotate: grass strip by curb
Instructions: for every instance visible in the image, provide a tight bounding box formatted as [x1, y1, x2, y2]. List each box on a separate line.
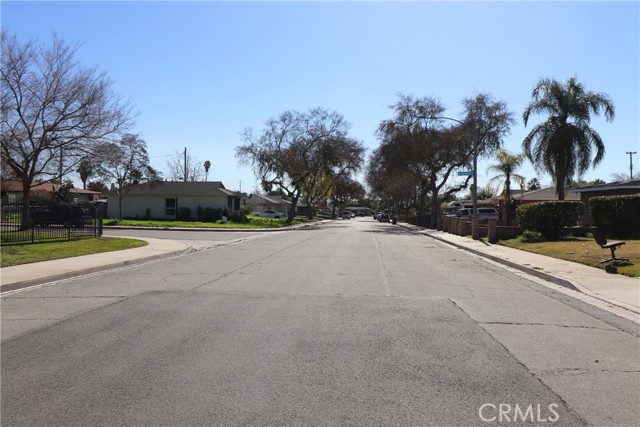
[1, 237, 148, 268]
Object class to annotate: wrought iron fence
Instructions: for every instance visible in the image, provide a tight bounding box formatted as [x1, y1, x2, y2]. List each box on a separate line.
[0, 201, 104, 245]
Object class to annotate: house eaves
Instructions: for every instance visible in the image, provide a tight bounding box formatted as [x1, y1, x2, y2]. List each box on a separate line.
[573, 179, 640, 193]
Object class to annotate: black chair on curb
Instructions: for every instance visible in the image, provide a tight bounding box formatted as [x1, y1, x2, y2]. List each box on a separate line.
[592, 228, 629, 264]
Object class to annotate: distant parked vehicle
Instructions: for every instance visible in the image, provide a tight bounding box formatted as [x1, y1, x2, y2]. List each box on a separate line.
[31, 204, 89, 228]
[377, 213, 391, 223]
[454, 207, 500, 224]
[252, 209, 284, 218]
[341, 210, 352, 219]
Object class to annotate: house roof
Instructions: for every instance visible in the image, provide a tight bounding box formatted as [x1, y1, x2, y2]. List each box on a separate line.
[244, 193, 291, 205]
[512, 186, 580, 202]
[573, 179, 640, 193]
[1, 180, 101, 195]
[108, 181, 240, 197]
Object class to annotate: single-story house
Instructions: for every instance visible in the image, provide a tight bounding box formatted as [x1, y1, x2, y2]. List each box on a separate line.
[242, 193, 291, 217]
[573, 179, 640, 226]
[510, 187, 580, 205]
[1, 180, 102, 203]
[106, 181, 242, 220]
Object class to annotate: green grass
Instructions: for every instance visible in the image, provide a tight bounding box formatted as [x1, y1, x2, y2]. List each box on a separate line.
[0, 237, 148, 267]
[500, 237, 640, 278]
[104, 215, 320, 229]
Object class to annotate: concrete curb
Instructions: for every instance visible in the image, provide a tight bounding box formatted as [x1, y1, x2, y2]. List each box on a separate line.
[419, 230, 580, 291]
[398, 223, 640, 316]
[0, 240, 193, 294]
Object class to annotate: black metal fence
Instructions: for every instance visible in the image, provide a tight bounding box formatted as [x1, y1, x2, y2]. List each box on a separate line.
[0, 201, 104, 245]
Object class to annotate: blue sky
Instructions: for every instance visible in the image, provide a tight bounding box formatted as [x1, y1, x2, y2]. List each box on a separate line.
[3, 1, 639, 194]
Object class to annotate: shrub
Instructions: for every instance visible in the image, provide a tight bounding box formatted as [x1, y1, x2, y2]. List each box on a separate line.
[590, 194, 640, 238]
[228, 210, 248, 224]
[517, 230, 545, 243]
[176, 207, 191, 221]
[196, 206, 222, 222]
[516, 201, 583, 240]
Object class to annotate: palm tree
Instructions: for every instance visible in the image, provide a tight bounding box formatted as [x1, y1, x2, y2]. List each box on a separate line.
[522, 76, 614, 200]
[203, 160, 211, 182]
[487, 149, 525, 225]
[76, 158, 94, 189]
[526, 177, 541, 191]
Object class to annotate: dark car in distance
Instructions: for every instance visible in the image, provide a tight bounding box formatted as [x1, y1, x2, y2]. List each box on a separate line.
[30, 204, 89, 228]
[377, 213, 391, 223]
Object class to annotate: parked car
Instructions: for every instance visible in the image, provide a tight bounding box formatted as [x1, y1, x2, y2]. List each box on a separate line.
[377, 213, 391, 223]
[30, 204, 89, 228]
[341, 210, 352, 219]
[454, 207, 500, 224]
[252, 209, 284, 218]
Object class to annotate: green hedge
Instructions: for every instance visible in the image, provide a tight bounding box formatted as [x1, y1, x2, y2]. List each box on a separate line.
[228, 210, 248, 224]
[590, 194, 640, 238]
[516, 201, 583, 240]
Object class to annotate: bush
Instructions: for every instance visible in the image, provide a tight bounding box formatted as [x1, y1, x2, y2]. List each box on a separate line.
[228, 210, 248, 224]
[516, 201, 583, 240]
[517, 230, 545, 243]
[590, 194, 640, 238]
[196, 206, 222, 222]
[176, 207, 191, 221]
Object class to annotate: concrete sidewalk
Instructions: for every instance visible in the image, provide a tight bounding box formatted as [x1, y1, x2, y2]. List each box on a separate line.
[402, 225, 640, 318]
[0, 237, 191, 293]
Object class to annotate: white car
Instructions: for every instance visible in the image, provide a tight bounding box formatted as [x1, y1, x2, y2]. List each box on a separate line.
[254, 209, 284, 218]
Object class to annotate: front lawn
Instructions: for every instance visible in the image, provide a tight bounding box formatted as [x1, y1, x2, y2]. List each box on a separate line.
[1, 237, 148, 267]
[499, 237, 640, 278]
[104, 215, 321, 229]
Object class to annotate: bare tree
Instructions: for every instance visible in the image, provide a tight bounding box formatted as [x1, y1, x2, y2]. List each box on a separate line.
[237, 108, 364, 223]
[93, 134, 160, 219]
[1, 30, 133, 228]
[166, 147, 203, 182]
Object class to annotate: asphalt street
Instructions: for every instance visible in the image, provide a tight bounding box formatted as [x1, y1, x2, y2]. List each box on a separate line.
[2, 219, 638, 426]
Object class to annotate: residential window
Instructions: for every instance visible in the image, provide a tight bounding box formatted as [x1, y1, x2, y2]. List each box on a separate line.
[165, 198, 177, 216]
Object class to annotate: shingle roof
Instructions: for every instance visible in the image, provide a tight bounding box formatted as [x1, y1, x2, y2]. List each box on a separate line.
[573, 179, 640, 193]
[1, 180, 101, 195]
[512, 187, 580, 201]
[245, 193, 291, 205]
[111, 181, 239, 197]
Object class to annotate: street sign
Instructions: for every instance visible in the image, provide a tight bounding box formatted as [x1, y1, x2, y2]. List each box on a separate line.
[457, 171, 473, 176]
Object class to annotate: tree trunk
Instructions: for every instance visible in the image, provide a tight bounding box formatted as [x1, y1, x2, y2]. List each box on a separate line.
[504, 178, 511, 226]
[287, 193, 300, 225]
[20, 183, 32, 231]
[429, 191, 440, 229]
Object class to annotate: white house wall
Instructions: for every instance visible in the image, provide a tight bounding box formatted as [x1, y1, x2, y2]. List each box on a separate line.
[107, 194, 231, 219]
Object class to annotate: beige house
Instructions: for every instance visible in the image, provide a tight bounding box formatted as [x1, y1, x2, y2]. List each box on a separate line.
[242, 193, 291, 216]
[106, 181, 241, 220]
[511, 187, 580, 205]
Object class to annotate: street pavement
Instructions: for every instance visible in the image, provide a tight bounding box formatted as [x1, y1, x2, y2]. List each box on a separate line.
[2, 222, 638, 324]
[1, 219, 639, 426]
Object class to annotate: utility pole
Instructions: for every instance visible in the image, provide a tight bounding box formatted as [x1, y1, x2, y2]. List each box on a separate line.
[184, 147, 187, 182]
[626, 151, 637, 180]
